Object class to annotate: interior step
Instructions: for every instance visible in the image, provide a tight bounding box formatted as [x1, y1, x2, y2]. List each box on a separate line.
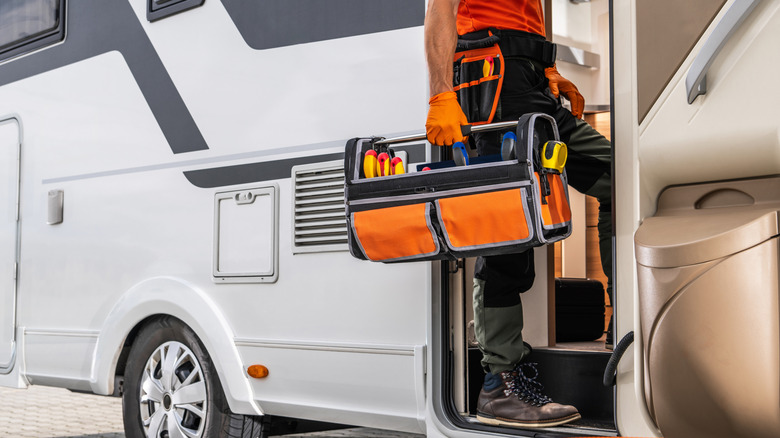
[468, 345, 615, 430]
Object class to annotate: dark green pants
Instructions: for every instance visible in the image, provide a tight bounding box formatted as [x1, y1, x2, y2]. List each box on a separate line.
[472, 58, 612, 374]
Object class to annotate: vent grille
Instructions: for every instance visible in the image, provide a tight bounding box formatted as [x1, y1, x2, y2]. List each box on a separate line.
[292, 161, 348, 253]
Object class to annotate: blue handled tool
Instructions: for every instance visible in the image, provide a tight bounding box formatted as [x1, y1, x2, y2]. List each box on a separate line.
[501, 132, 517, 161]
[453, 142, 470, 166]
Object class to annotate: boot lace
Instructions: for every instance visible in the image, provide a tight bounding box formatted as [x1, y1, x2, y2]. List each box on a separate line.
[500, 363, 554, 407]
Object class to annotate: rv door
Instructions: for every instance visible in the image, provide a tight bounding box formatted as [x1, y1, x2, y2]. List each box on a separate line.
[0, 117, 19, 373]
[615, 0, 780, 437]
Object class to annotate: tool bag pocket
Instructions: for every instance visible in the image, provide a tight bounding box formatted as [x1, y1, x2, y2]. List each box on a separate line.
[513, 113, 573, 244]
[350, 203, 442, 262]
[453, 45, 504, 125]
[533, 172, 572, 231]
[436, 187, 534, 258]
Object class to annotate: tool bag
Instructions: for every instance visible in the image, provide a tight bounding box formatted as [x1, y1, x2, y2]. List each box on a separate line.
[344, 113, 572, 263]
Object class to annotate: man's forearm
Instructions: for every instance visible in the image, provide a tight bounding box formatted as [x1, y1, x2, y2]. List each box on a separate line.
[424, 0, 460, 97]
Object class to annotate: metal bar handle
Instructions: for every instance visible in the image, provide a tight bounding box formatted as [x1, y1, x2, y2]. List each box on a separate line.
[373, 121, 519, 146]
[686, 0, 761, 104]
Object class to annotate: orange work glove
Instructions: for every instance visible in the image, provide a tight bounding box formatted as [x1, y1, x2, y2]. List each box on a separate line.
[545, 65, 584, 119]
[426, 91, 469, 146]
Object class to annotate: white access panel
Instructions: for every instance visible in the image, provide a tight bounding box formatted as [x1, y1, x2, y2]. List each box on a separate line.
[213, 186, 278, 283]
[0, 118, 19, 370]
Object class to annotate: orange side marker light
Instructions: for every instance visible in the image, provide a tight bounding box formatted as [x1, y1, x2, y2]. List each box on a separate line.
[247, 364, 269, 379]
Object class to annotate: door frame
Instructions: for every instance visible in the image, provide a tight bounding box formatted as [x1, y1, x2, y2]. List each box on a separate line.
[0, 115, 21, 374]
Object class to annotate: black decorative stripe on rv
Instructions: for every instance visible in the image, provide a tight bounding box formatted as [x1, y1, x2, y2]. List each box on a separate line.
[183, 153, 344, 188]
[0, 0, 208, 155]
[220, 0, 424, 50]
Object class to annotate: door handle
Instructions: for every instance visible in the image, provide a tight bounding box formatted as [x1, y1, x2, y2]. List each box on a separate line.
[686, 0, 761, 104]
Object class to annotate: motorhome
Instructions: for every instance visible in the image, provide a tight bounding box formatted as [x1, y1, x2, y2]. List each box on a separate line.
[1, 1, 777, 437]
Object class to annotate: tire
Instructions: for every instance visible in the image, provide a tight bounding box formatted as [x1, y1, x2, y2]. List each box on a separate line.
[122, 316, 261, 438]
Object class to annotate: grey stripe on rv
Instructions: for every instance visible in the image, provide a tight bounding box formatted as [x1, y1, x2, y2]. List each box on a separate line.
[220, 0, 424, 50]
[0, 0, 208, 154]
[184, 153, 345, 188]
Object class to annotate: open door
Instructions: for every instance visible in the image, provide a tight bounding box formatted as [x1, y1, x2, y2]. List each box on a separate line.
[0, 117, 20, 373]
[435, 1, 618, 435]
[619, 0, 780, 437]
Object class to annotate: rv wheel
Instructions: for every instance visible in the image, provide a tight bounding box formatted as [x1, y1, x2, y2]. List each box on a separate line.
[122, 317, 254, 438]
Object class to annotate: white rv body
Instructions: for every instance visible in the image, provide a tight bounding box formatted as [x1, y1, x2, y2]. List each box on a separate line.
[2, 0, 779, 437]
[0, 0, 431, 433]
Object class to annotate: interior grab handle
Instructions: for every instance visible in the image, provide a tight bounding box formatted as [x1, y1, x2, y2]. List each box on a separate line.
[686, 0, 761, 104]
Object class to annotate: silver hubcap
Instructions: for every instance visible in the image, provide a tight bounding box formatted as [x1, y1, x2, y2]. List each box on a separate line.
[139, 341, 207, 438]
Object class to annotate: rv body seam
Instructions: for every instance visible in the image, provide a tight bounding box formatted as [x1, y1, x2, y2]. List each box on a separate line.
[234, 338, 418, 356]
[24, 329, 99, 338]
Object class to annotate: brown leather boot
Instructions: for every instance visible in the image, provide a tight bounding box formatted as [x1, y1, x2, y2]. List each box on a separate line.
[476, 363, 581, 428]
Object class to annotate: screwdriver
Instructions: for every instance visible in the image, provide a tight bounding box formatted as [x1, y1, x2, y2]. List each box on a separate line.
[363, 150, 378, 178]
[501, 132, 517, 161]
[391, 156, 405, 175]
[482, 56, 494, 77]
[453, 141, 470, 166]
[377, 152, 391, 177]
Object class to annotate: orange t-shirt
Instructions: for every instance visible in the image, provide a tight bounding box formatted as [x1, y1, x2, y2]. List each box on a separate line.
[457, 0, 546, 37]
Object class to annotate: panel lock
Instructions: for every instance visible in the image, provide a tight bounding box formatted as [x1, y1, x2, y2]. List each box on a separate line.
[234, 191, 256, 205]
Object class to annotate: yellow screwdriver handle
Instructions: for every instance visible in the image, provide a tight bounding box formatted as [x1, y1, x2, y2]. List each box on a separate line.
[391, 157, 405, 175]
[363, 150, 378, 178]
[377, 152, 391, 177]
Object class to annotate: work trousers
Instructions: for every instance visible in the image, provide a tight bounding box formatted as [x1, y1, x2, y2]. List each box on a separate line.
[472, 57, 613, 374]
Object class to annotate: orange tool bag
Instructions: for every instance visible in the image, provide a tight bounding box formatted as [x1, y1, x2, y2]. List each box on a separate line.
[344, 113, 572, 263]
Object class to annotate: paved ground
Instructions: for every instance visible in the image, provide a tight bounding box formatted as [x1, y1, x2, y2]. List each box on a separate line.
[0, 386, 124, 438]
[0, 386, 424, 438]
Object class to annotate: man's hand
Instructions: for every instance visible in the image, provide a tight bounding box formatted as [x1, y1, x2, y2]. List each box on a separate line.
[545, 65, 584, 119]
[426, 91, 469, 146]
[424, 0, 463, 145]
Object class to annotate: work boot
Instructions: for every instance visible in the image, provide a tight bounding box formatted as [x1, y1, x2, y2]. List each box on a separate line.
[476, 363, 581, 428]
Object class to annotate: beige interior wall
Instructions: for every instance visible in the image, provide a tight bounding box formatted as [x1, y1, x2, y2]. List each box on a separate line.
[636, 0, 726, 121]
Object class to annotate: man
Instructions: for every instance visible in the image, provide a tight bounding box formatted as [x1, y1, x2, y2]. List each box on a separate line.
[424, 0, 613, 429]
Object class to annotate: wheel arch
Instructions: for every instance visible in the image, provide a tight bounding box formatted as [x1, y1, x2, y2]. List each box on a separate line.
[89, 276, 262, 416]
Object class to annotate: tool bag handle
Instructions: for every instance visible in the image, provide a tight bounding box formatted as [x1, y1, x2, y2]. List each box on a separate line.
[514, 113, 560, 168]
[373, 121, 519, 146]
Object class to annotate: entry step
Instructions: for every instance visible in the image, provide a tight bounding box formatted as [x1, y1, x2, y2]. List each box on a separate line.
[528, 347, 614, 429]
[467, 347, 615, 431]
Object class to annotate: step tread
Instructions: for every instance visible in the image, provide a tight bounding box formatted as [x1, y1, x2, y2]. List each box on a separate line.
[536, 340, 613, 355]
